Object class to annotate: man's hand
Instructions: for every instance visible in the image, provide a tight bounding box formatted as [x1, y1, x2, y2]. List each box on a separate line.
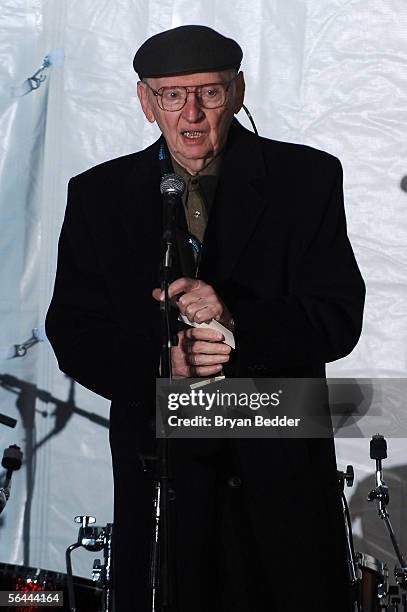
[152, 277, 234, 331]
[171, 328, 231, 377]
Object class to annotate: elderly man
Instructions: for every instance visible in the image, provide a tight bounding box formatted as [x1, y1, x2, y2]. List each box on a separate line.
[46, 25, 365, 612]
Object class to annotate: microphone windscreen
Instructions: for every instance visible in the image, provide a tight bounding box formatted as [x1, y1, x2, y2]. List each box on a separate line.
[160, 173, 186, 196]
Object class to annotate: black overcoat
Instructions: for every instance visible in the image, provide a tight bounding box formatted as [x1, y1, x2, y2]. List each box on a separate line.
[46, 120, 365, 612]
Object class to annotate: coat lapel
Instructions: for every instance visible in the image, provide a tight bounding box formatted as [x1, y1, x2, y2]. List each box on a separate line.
[120, 139, 163, 252]
[199, 120, 281, 283]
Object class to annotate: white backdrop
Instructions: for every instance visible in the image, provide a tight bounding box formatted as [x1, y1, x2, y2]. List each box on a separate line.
[1, 0, 407, 580]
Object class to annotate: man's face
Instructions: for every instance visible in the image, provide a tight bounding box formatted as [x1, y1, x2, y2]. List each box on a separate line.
[137, 70, 245, 174]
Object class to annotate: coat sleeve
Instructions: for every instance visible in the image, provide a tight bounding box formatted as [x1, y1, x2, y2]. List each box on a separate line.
[232, 159, 365, 371]
[45, 177, 156, 401]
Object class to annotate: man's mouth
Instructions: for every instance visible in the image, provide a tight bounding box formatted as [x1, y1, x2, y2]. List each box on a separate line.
[181, 130, 204, 139]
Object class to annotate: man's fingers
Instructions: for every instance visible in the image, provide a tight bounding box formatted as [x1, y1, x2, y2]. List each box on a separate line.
[153, 280, 226, 329]
[187, 353, 230, 367]
[172, 330, 229, 378]
[188, 305, 221, 324]
[178, 297, 204, 319]
[177, 289, 214, 309]
[152, 286, 190, 310]
[177, 296, 203, 318]
[152, 278, 202, 304]
[188, 340, 231, 355]
[194, 365, 224, 376]
[185, 327, 224, 342]
[168, 277, 201, 300]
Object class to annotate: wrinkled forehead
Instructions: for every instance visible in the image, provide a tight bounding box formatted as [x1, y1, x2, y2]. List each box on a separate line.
[144, 70, 235, 90]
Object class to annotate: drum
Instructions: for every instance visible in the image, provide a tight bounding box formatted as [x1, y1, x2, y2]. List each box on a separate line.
[0, 562, 102, 611]
[356, 552, 388, 611]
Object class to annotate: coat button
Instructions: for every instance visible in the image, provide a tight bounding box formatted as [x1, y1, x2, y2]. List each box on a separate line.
[228, 475, 242, 488]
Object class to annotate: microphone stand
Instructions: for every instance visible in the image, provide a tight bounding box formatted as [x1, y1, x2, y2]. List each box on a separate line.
[151, 174, 185, 612]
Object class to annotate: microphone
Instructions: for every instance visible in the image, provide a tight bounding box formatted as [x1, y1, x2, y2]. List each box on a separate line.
[160, 173, 185, 196]
[160, 174, 185, 243]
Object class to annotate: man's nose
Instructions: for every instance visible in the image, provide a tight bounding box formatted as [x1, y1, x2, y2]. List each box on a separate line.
[182, 92, 205, 122]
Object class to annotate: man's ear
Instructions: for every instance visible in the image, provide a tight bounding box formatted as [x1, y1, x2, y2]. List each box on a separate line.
[233, 71, 246, 114]
[137, 81, 156, 123]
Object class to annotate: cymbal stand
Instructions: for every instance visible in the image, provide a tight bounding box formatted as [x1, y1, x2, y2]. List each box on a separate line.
[368, 434, 407, 602]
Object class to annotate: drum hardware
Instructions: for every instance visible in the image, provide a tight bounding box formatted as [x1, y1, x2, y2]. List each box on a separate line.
[338, 465, 359, 590]
[368, 435, 407, 599]
[389, 600, 401, 612]
[387, 586, 398, 611]
[339, 464, 390, 611]
[65, 516, 113, 612]
[0, 444, 23, 516]
[92, 559, 102, 582]
[356, 552, 389, 611]
[386, 585, 407, 611]
[387, 586, 407, 612]
[386, 586, 407, 611]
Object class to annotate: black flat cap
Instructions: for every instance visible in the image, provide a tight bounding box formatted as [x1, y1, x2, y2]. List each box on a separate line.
[133, 25, 242, 78]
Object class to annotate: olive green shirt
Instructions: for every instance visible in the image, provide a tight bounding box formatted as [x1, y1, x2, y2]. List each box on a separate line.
[171, 154, 223, 245]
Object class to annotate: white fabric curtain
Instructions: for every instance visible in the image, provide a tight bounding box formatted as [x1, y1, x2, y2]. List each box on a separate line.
[0, 0, 406, 578]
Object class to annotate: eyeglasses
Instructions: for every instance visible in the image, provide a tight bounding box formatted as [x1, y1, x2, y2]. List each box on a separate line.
[145, 75, 236, 112]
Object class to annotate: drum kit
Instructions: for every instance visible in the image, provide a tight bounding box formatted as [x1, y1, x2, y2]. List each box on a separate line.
[0, 413, 111, 611]
[0, 407, 407, 611]
[0, 515, 113, 611]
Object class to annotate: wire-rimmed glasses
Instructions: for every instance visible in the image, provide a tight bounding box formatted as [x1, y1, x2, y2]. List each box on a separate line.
[146, 75, 237, 111]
